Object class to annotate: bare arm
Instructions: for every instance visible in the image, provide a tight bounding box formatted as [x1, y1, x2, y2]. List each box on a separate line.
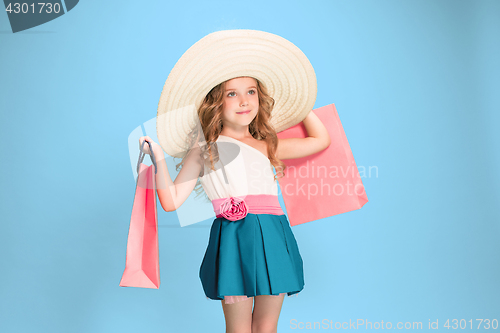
[276, 111, 331, 160]
[140, 137, 203, 212]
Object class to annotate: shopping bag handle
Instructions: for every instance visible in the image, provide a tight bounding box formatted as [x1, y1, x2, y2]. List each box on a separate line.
[137, 140, 158, 175]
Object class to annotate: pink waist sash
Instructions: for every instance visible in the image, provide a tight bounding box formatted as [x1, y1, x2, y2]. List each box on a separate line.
[212, 194, 284, 221]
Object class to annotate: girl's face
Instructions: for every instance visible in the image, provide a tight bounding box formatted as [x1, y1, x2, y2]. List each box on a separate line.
[221, 77, 259, 131]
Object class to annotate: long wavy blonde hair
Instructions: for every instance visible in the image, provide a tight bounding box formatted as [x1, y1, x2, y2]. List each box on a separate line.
[175, 76, 287, 202]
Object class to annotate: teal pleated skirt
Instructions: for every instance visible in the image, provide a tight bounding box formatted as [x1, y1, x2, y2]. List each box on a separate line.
[199, 213, 305, 301]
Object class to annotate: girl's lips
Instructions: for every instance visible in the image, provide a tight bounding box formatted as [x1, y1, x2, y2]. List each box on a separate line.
[237, 110, 250, 114]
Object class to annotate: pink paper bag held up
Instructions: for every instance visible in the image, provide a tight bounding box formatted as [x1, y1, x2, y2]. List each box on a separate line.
[120, 140, 160, 289]
[277, 103, 368, 226]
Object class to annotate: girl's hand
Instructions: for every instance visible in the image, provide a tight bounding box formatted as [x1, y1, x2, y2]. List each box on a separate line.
[139, 136, 162, 156]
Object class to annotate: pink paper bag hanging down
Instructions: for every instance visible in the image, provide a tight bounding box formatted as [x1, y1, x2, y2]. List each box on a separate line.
[120, 141, 160, 289]
[277, 103, 368, 226]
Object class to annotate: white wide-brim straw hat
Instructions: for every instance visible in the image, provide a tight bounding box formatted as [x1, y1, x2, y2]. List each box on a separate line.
[157, 29, 317, 158]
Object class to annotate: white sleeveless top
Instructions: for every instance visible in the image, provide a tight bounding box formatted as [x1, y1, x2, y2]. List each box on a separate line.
[199, 135, 278, 201]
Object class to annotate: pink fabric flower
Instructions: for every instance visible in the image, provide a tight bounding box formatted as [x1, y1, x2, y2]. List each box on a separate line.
[219, 197, 248, 221]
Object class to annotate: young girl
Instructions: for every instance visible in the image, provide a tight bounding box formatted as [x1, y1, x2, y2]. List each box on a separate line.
[139, 30, 330, 333]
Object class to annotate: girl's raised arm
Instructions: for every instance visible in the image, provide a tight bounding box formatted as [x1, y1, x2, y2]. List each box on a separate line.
[139, 137, 203, 212]
[276, 111, 331, 160]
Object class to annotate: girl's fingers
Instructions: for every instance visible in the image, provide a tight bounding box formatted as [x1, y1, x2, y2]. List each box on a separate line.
[139, 136, 157, 155]
[139, 137, 149, 154]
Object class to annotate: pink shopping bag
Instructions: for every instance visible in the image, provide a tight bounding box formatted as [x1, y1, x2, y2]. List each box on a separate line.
[277, 103, 368, 226]
[120, 141, 160, 288]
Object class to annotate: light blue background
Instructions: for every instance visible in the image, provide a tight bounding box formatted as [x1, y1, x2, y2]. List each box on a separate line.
[1, 0, 499, 332]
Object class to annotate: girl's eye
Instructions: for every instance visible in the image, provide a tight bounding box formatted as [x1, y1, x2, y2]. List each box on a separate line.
[227, 89, 256, 97]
